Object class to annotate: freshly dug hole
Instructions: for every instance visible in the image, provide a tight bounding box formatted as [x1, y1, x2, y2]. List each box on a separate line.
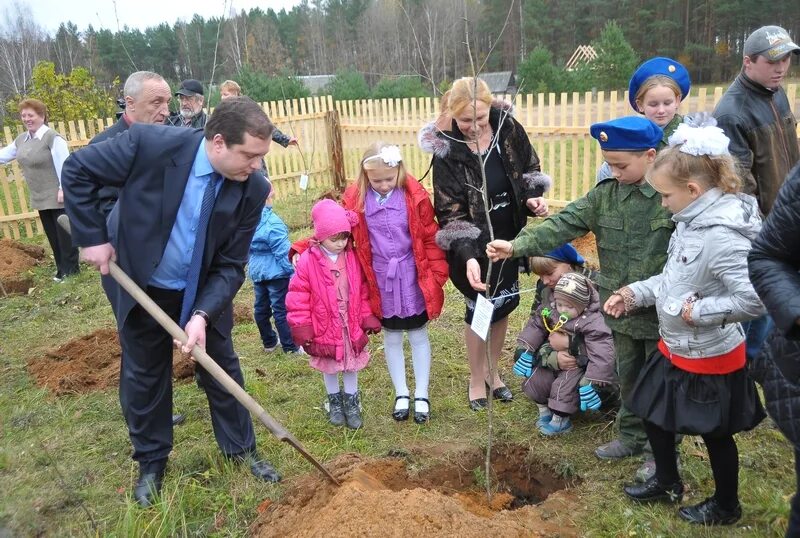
[251, 444, 580, 538]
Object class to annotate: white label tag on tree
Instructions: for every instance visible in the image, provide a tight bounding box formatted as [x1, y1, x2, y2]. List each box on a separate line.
[470, 294, 493, 341]
[299, 174, 309, 190]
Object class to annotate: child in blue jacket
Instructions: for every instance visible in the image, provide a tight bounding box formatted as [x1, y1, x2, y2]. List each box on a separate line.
[249, 189, 301, 353]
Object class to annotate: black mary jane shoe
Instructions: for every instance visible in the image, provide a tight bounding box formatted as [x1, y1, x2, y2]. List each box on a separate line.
[392, 395, 410, 421]
[678, 497, 742, 526]
[623, 476, 684, 503]
[413, 397, 430, 424]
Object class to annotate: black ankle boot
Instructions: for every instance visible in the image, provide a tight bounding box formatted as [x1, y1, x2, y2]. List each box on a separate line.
[342, 391, 363, 429]
[327, 391, 345, 426]
[134, 467, 165, 507]
[623, 475, 684, 503]
[678, 497, 742, 525]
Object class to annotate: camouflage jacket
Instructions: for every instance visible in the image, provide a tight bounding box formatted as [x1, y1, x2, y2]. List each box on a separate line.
[418, 103, 551, 266]
[511, 178, 674, 338]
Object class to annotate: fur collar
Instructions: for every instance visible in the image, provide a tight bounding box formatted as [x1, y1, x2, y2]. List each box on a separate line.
[418, 99, 515, 158]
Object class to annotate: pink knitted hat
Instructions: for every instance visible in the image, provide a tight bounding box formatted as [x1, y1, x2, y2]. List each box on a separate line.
[311, 199, 358, 241]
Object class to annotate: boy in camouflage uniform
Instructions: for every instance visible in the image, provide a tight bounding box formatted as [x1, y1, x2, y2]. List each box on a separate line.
[487, 116, 674, 461]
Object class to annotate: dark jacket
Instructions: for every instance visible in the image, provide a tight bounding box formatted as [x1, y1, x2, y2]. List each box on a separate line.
[165, 109, 293, 148]
[62, 124, 270, 337]
[166, 110, 208, 128]
[87, 116, 131, 216]
[748, 163, 800, 446]
[713, 73, 800, 215]
[418, 102, 551, 267]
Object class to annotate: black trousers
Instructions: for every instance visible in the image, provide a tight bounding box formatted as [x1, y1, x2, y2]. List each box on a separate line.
[118, 287, 255, 472]
[38, 208, 79, 277]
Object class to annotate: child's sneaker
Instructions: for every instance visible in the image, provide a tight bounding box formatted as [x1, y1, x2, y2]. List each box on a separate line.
[536, 413, 553, 429]
[539, 416, 572, 436]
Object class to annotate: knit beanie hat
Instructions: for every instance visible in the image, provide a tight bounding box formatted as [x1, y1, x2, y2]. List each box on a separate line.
[311, 199, 358, 241]
[553, 273, 591, 311]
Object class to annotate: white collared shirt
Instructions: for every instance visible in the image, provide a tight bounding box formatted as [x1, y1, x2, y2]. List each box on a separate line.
[0, 124, 70, 186]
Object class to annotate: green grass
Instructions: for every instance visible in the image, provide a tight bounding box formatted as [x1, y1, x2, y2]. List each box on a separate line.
[0, 232, 795, 536]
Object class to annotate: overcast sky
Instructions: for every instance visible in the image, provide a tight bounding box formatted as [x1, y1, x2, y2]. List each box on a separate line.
[21, 0, 301, 33]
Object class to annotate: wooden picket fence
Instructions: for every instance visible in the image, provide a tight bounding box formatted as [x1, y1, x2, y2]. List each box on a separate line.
[2, 85, 798, 239]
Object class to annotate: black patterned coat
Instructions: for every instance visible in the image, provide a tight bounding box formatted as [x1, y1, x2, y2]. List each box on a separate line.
[418, 102, 551, 270]
[748, 163, 800, 446]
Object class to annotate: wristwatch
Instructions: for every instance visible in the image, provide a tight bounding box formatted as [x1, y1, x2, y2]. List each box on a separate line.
[192, 309, 210, 324]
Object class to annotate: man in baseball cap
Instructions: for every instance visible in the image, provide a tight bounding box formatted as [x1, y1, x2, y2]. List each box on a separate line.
[714, 24, 799, 216]
[166, 79, 207, 128]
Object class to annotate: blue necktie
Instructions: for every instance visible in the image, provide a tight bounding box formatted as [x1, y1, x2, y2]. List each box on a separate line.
[179, 174, 220, 327]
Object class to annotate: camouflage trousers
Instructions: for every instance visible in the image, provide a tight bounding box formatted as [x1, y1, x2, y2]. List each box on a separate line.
[613, 331, 657, 451]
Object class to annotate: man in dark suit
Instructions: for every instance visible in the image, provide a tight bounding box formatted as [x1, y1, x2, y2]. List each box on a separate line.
[90, 70, 172, 218]
[62, 97, 280, 507]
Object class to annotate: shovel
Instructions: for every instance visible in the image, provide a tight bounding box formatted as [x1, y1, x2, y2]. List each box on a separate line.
[57, 215, 340, 486]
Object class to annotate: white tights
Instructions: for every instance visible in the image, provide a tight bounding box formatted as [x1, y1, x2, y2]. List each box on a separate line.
[383, 326, 432, 412]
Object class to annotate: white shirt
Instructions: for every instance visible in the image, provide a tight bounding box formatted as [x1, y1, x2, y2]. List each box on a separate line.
[0, 124, 70, 187]
[320, 245, 340, 262]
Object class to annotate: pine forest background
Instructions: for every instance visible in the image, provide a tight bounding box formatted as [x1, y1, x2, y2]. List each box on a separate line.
[1, 0, 799, 127]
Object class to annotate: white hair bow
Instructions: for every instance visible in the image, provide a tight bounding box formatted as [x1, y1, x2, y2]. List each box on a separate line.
[667, 112, 730, 156]
[363, 145, 403, 167]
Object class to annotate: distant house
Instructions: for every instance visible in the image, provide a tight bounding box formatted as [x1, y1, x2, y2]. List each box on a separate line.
[298, 75, 335, 95]
[478, 71, 515, 95]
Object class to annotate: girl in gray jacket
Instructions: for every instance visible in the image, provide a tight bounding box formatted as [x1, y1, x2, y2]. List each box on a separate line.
[605, 115, 766, 526]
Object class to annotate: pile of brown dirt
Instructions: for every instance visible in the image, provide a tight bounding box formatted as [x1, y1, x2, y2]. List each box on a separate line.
[251, 445, 580, 538]
[27, 328, 195, 396]
[572, 233, 599, 270]
[0, 238, 46, 294]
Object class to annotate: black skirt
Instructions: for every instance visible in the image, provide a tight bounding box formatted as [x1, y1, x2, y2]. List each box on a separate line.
[449, 254, 520, 324]
[627, 349, 765, 437]
[382, 312, 429, 331]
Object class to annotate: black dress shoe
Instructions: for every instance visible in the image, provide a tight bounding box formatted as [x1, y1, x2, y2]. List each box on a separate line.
[468, 383, 487, 411]
[134, 469, 165, 507]
[413, 397, 430, 424]
[623, 476, 684, 503]
[469, 397, 488, 411]
[678, 497, 742, 525]
[485, 381, 513, 402]
[249, 458, 282, 483]
[392, 395, 410, 421]
[172, 414, 186, 426]
[492, 386, 513, 402]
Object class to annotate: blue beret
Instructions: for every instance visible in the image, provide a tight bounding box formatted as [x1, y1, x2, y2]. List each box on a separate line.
[628, 57, 691, 112]
[590, 116, 663, 151]
[544, 244, 585, 266]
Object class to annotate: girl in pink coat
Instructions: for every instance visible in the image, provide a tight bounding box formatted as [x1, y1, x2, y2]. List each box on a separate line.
[286, 199, 381, 429]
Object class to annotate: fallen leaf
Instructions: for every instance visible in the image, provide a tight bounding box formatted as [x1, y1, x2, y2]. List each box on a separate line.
[256, 499, 272, 513]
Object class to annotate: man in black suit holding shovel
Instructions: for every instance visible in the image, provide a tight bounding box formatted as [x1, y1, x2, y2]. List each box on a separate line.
[62, 97, 280, 506]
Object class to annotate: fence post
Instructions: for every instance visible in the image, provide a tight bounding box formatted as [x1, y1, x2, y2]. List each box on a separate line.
[325, 109, 346, 192]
